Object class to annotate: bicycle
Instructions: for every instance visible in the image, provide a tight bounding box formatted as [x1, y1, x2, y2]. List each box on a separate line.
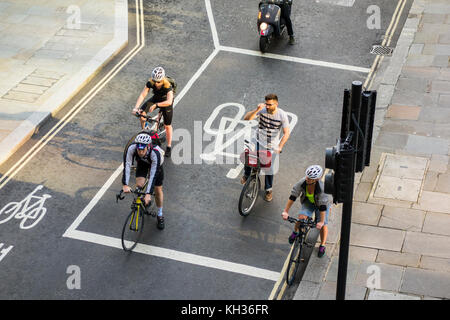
[238, 140, 272, 216]
[123, 111, 166, 162]
[285, 216, 317, 286]
[116, 186, 157, 252]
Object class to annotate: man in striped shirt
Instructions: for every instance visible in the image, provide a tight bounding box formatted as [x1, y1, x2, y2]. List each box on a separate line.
[241, 93, 291, 202]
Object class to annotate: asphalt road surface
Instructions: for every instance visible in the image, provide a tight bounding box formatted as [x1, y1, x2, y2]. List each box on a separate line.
[0, 0, 411, 299]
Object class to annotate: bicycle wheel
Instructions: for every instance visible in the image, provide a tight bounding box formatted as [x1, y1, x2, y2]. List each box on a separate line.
[121, 208, 144, 252]
[157, 118, 166, 144]
[286, 236, 303, 286]
[238, 175, 260, 216]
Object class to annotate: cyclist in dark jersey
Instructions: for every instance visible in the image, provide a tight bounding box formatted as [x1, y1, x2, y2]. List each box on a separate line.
[122, 133, 166, 230]
[132, 67, 174, 157]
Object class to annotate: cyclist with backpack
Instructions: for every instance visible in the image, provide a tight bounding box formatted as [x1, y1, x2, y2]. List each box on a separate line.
[122, 133, 166, 230]
[132, 67, 176, 157]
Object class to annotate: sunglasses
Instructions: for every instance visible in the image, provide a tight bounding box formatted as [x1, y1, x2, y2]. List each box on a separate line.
[265, 102, 276, 106]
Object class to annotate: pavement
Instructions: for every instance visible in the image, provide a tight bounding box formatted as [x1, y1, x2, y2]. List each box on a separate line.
[0, 0, 127, 165]
[294, 0, 450, 300]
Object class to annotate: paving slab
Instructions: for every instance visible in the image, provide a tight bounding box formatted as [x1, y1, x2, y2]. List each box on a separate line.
[374, 175, 422, 202]
[355, 261, 405, 292]
[423, 171, 438, 191]
[403, 231, 450, 258]
[386, 105, 422, 120]
[420, 256, 450, 272]
[405, 134, 449, 155]
[293, 280, 321, 300]
[422, 211, 450, 236]
[400, 267, 450, 299]
[413, 190, 450, 213]
[382, 154, 428, 179]
[317, 281, 367, 300]
[435, 173, 450, 193]
[376, 250, 421, 267]
[354, 182, 372, 202]
[401, 66, 441, 79]
[367, 289, 421, 300]
[350, 224, 406, 252]
[352, 202, 382, 226]
[378, 206, 425, 232]
[429, 154, 449, 172]
[325, 256, 360, 283]
[333, 245, 379, 262]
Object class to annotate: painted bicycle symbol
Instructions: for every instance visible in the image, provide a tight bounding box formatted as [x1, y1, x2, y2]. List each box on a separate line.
[200, 102, 298, 179]
[0, 185, 51, 230]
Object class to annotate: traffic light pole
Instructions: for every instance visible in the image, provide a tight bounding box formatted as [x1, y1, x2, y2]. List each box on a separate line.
[325, 81, 376, 300]
[336, 81, 361, 300]
[336, 143, 356, 300]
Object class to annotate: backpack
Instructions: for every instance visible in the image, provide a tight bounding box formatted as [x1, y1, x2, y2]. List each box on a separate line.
[166, 76, 177, 95]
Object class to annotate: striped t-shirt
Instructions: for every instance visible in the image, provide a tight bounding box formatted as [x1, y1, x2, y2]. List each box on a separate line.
[255, 107, 290, 149]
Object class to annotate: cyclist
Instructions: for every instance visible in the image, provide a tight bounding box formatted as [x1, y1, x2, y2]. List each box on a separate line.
[132, 67, 174, 157]
[281, 165, 331, 257]
[122, 133, 166, 230]
[241, 93, 291, 202]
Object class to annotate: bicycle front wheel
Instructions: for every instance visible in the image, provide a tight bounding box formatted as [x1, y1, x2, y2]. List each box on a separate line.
[286, 236, 303, 286]
[121, 208, 144, 252]
[238, 175, 260, 216]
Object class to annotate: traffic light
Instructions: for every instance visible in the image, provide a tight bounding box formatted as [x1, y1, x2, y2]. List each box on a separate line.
[324, 139, 356, 204]
[355, 90, 377, 172]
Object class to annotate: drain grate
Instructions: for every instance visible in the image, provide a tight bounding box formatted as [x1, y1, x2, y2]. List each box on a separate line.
[370, 45, 394, 56]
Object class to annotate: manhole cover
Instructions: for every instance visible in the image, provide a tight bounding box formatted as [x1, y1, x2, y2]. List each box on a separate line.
[370, 45, 394, 56]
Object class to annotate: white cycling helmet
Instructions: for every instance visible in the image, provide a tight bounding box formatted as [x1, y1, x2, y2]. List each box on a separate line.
[305, 165, 323, 180]
[135, 133, 152, 149]
[151, 67, 165, 81]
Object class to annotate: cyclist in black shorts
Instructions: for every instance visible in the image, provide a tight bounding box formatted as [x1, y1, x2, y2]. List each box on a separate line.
[122, 133, 166, 229]
[132, 67, 174, 157]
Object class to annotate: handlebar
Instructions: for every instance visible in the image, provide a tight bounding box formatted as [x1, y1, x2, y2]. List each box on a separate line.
[286, 216, 317, 228]
[134, 112, 159, 123]
[116, 189, 148, 203]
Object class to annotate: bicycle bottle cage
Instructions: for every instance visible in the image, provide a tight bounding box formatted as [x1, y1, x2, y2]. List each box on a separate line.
[239, 149, 272, 168]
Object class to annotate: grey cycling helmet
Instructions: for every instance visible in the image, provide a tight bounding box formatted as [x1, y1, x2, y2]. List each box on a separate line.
[151, 67, 165, 81]
[135, 133, 152, 149]
[305, 165, 323, 180]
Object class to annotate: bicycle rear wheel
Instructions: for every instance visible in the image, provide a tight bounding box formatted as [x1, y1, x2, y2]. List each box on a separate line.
[121, 208, 144, 251]
[238, 175, 260, 216]
[286, 236, 303, 286]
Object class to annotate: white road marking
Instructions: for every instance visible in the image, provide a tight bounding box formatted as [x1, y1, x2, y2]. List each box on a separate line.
[205, 0, 220, 49]
[67, 229, 280, 282]
[315, 0, 355, 7]
[219, 46, 371, 73]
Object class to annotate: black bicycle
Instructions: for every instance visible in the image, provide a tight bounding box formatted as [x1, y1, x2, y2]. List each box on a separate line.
[116, 187, 157, 252]
[285, 216, 317, 286]
[238, 140, 272, 216]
